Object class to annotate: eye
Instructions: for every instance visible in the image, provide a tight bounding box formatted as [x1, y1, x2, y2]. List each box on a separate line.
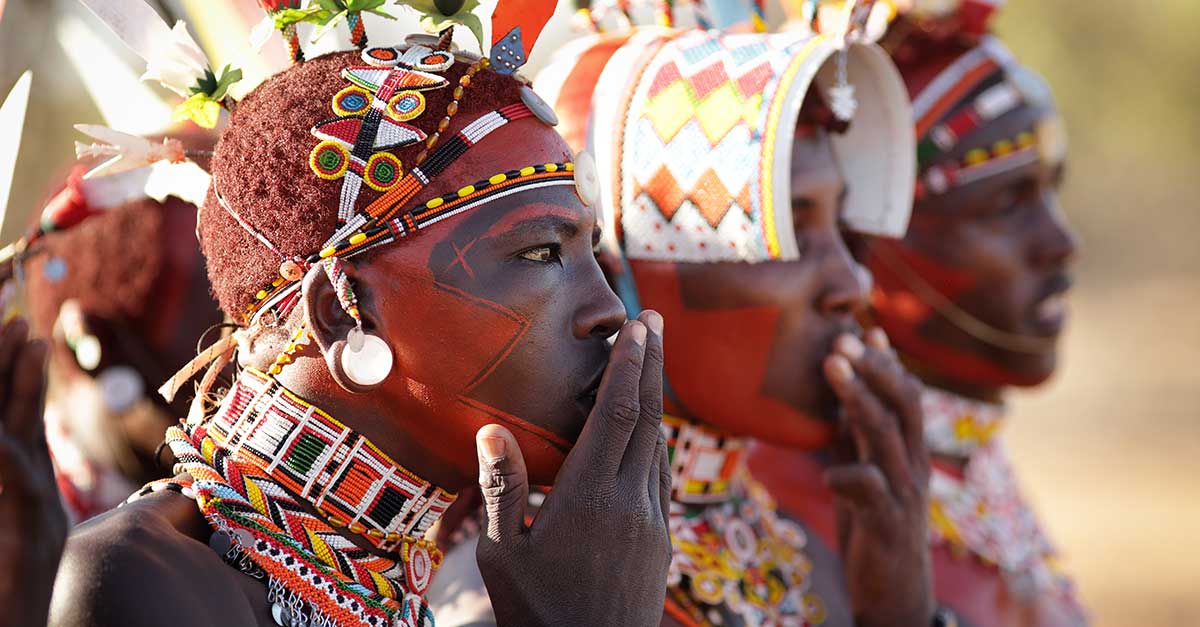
[982, 180, 1036, 221]
[518, 245, 560, 263]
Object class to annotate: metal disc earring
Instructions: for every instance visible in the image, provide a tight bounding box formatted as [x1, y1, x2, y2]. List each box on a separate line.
[341, 325, 392, 386]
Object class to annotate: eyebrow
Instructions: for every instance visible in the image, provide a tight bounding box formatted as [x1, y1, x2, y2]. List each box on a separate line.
[492, 213, 583, 242]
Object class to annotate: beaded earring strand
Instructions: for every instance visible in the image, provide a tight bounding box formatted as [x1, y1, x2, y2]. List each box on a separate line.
[323, 256, 393, 386]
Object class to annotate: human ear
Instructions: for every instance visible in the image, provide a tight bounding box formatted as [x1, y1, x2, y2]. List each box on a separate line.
[301, 261, 393, 392]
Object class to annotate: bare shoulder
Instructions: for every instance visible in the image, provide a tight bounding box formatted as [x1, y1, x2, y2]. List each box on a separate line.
[49, 494, 254, 627]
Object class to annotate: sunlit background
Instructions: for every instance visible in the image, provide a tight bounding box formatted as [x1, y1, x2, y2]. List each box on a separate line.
[1, 1, 1196, 625]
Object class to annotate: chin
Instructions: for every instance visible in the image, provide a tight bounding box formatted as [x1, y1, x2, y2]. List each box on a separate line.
[994, 344, 1060, 388]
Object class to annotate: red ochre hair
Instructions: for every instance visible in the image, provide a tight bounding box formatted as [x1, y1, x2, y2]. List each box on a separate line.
[199, 49, 524, 320]
[23, 191, 185, 376]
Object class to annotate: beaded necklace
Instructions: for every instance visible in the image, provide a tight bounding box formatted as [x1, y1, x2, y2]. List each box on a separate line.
[662, 416, 826, 627]
[165, 368, 454, 627]
[922, 387, 1084, 615]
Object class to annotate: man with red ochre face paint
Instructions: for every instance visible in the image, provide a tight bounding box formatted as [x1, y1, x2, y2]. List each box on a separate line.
[750, 3, 1088, 626]
[48, 4, 674, 627]
[20, 156, 221, 524]
[525, 17, 950, 627]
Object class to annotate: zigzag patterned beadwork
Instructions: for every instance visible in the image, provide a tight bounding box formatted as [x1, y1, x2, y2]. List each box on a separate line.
[205, 368, 456, 550]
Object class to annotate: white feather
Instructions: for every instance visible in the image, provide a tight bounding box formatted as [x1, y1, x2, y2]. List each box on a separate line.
[0, 71, 31, 236]
[74, 124, 185, 179]
[78, 0, 208, 97]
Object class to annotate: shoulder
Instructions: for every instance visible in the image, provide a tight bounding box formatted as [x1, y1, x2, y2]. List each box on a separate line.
[49, 495, 252, 627]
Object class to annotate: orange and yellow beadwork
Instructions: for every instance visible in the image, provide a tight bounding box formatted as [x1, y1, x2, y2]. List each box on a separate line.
[663, 416, 826, 627]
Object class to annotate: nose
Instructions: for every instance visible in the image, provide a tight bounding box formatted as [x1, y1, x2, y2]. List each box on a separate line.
[818, 234, 871, 318]
[1029, 190, 1080, 270]
[573, 267, 628, 340]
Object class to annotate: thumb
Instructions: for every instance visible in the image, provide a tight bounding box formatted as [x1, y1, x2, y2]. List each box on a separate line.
[476, 424, 529, 542]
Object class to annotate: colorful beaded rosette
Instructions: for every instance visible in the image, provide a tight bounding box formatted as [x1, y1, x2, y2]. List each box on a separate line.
[662, 416, 826, 627]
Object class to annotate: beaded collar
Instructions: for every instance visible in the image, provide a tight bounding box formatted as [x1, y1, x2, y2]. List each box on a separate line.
[662, 415, 826, 627]
[204, 367, 455, 551]
[165, 368, 455, 627]
[922, 387, 1085, 616]
[662, 414, 746, 504]
[921, 384, 1005, 459]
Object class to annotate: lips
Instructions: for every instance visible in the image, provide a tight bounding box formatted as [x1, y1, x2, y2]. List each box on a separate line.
[1028, 274, 1073, 336]
[575, 363, 606, 417]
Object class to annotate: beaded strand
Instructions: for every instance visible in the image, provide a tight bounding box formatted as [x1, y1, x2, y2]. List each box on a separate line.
[415, 58, 488, 167]
[268, 325, 312, 376]
[244, 163, 575, 322]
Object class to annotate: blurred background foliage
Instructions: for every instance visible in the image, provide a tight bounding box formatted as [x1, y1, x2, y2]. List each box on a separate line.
[0, 1, 1197, 625]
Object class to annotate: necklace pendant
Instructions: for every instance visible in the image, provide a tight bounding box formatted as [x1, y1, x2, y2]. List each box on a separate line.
[271, 601, 293, 627]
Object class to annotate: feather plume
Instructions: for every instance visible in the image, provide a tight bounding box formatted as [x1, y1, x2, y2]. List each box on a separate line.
[74, 125, 185, 179]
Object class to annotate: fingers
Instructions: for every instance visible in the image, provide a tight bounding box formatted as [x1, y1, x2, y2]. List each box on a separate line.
[656, 433, 671, 530]
[824, 462, 892, 531]
[646, 430, 670, 529]
[843, 331, 925, 465]
[476, 424, 530, 542]
[646, 431, 660, 513]
[620, 310, 664, 481]
[0, 318, 31, 430]
[865, 327, 892, 354]
[824, 350, 912, 498]
[0, 435, 36, 499]
[565, 319, 647, 481]
[6, 339, 48, 451]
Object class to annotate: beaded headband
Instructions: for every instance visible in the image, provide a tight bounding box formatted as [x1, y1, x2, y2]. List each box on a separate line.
[538, 24, 915, 265]
[907, 37, 1066, 198]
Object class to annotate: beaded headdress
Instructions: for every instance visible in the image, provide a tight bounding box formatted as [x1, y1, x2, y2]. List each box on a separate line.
[903, 36, 1065, 199]
[67, 0, 584, 400]
[537, 7, 915, 265]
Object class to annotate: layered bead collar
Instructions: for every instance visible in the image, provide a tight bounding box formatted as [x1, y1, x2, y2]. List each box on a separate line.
[163, 368, 455, 627]
[922, 386, 1085, 616]
[921, 384, 1005, 459]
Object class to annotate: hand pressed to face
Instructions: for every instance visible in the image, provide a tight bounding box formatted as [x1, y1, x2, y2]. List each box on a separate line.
[474, 310, 671, 627]
[823, 329, 934, 627]
[0, 317, 67, 627]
